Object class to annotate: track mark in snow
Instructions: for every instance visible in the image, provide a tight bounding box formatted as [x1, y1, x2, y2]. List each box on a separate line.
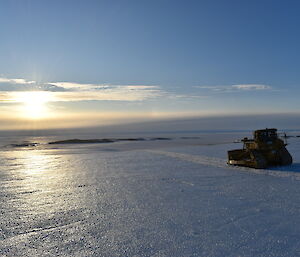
[148, 150, 300, 180]
[175, 179, 195, 186]
[1, 220, 84, 245]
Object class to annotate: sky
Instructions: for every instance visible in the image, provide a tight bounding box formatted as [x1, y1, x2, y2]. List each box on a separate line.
[0, 0, 300, 130]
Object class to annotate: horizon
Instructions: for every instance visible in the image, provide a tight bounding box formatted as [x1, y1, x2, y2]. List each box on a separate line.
[1, 113, 300, 138]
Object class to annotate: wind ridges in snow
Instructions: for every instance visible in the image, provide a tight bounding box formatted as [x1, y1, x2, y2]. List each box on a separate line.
[148, 150, 300, 180]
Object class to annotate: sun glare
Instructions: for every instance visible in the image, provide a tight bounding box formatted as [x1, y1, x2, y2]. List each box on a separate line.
[15, 91, 52, 119]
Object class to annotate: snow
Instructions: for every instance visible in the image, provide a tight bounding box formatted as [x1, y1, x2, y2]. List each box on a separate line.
[0, 135, 300, 256]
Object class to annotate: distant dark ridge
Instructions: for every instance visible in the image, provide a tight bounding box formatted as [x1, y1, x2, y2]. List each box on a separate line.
[48, 139, 115, 144]
[9, 143, 39, 147]
[115, 138, 146, 142]
[48, 137, 171, 145]
[180, 136, 201, 139]
[6, 137, 176, 148]
[149, 137, 171, 141]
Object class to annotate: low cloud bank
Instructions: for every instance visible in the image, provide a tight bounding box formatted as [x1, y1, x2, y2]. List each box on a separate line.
[86, 113, 300, 134]
[1, 112, 299, 134]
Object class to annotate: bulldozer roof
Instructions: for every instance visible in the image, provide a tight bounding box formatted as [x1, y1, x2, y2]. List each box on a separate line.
[254, 128, 278, 138]
[254, 128, 277, 133]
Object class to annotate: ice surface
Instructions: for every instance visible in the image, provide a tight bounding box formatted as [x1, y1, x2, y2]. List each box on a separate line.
[0, 134, 300, 256]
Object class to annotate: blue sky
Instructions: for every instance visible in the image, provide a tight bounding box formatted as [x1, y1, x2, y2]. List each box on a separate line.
[0, 0, 299, 129]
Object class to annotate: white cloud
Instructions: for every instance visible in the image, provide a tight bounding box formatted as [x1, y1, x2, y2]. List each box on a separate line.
[50, 82, 161, 92]
[0, 77, 35, 84]
[52, 87, 162, 102]
[231, 84, 271, 90]
[0, 89, 162, 102]
[0, 76, 221, 102]
[49, 82, 102, 91]
[48, 83, 163, 101]
[196, 84, 272, 92]
[0, 77, 164, 102]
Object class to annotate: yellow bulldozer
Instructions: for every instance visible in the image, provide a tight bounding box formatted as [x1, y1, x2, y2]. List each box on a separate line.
[227, 128, 292, 169]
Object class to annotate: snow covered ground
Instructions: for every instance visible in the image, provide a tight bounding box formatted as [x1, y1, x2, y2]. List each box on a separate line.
[0, 135, 299, 256]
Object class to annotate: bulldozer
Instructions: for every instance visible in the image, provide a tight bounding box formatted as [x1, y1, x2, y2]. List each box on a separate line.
[227, 128, 292, 169]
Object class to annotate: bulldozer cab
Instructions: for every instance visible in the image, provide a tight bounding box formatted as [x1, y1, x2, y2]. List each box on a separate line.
[254, 128, 278, 142]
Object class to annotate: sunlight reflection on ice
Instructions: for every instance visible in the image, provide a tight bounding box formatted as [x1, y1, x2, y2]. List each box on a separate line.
[19, 151, 51, 175]
[0, 149, 87, 217]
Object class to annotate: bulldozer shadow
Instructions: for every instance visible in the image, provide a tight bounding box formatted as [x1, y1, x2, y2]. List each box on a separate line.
[270, 162, 300, 173]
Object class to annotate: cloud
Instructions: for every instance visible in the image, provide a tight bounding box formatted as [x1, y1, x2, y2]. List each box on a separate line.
[0, 76, 212, 102]
[50, 84, 163, 101]
[49, 82, 161, 93]
[0, 77, 35, 84]
[1, 77, 271, 103]
[0, 77, 164, 102]
[231, 84, 271, 90]
[49, 82, 101, 91]
[52, 86, 162, 101]
[196, 84, 272, 92]
[167, 94, 207, 99]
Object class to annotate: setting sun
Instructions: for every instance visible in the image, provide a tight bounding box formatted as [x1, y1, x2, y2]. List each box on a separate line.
[14, 91, 52, 119]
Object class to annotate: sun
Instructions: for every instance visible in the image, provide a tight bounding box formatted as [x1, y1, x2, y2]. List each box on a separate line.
[14, 91, 52, 119]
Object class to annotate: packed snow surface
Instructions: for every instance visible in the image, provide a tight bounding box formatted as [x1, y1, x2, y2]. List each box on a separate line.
[0, 133, 300, 256]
